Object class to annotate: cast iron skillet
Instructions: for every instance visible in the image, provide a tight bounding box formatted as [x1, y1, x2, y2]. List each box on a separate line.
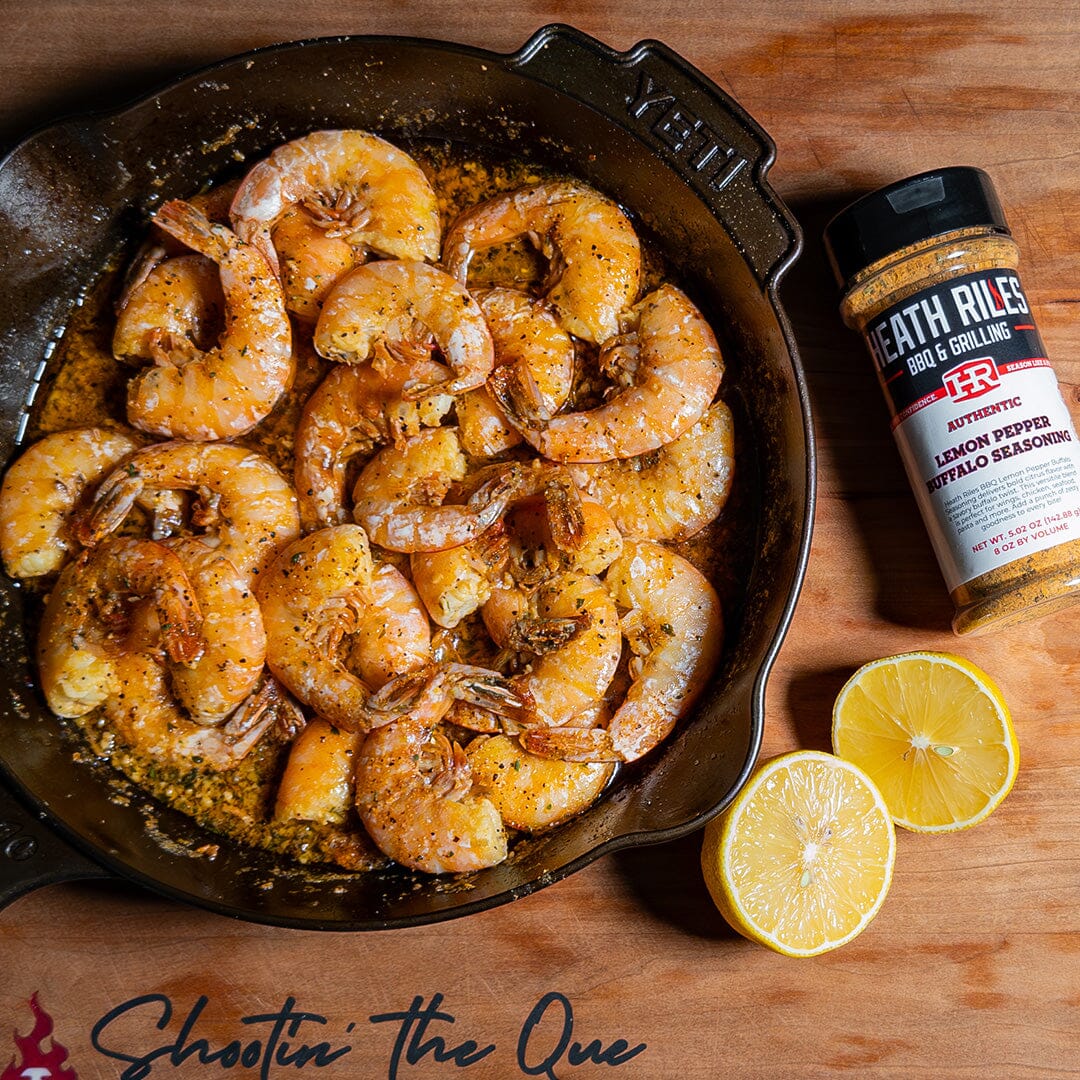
[0, 26, 813, 929]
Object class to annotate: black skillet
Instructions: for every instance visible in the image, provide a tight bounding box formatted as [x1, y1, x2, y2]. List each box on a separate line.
[0, 25, 814, 929]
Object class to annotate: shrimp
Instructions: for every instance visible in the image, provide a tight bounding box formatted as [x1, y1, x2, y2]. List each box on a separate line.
[274, 719, 361, 826]
[443, 180, 641, 345]
[293, 356, 454, 531]
[102, 653, 284, 771]
[568, 399, 735, 541]
[355, 663, 516, 873]
[482, 573, 622, 731]
[270, 206, 356, 321]
[466, 734, 613, 833]
[229, 130, 440, 277]
[506, 496, 623, 579]
[256, 524, 376, 731]
[348, 561, 432, 690]
[314, 260, 495, 396]
[76, 440, 300, 581]
[36, 538, 203, 719]
[0, 428, 141, 579]
[457, 287, 575, 458]
[410, 526, 509, 630]
[407, 459, 588, 625]
[351, 426, 520, 553]
[524, 540, 722, 762]
[112, 255, 224, 366]
[160, 538, 266, 725]
[125, 199, 293, 441]
[274, 562, 431, 826]
[491, 284, 723, 462]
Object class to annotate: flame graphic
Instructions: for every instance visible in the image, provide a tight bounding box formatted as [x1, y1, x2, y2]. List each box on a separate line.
[1, 994, 78, 1080]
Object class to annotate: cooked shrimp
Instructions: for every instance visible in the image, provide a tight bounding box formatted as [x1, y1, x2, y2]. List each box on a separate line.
[491, 284, 723, 462]
[274, 561, 430, 825]
[160, 538, 266, 725]
[270, 206, 356, 321]
[351, 427, 520, 553]
[314, 260, 495, 396]
[506, 496, 623, 579]
[355, 663, 516, 873]
[256, 524, 377, 731]
[112, 254, 223, 366]
[229, 129, 440, 277]
[36, 538, 203, 719]
[114, 180, 239, 310]
[348, 562, 432, 690]
[126, 199, 293, 441]
[102, 653, 283, 771]
[77, 440, 300, 581]
[483, 572, 621, 731]
[408, 458, 591, 625]
[294, 356, 453, 531]
[0, 428, 141, 579]
[466, 733, 613, 833]
[410, 525, 509, 630]
[443, 180, 641, 345]
[568, 399, 735, 541]
[274, 719, 361, 826]
[457, 287, 575, 458]
[524, 540, 722, 762]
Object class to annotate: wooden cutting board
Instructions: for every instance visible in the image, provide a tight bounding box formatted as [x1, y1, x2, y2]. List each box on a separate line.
[3, 2, 1079, 1076]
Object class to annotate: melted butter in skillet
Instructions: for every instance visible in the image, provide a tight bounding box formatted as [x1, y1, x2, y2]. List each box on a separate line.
[28, 139, 752, 871]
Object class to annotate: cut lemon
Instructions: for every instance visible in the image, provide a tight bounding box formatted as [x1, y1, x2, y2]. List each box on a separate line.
[831, 651, 1018, 833]
[701, 751, 895, 957]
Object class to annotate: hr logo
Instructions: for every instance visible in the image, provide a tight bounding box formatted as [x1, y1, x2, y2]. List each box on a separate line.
[944, 357, 1000, 403]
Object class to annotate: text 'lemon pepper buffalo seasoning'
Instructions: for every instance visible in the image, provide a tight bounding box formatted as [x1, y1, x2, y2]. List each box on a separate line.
[824, 167, 1080, 634]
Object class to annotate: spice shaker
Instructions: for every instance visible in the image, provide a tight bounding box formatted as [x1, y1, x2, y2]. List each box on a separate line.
[824, 166, 1080, 634]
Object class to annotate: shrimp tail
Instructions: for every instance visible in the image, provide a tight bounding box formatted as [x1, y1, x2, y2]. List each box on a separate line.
[506, 613, 591, 656]
[74, 472, 143, 547]
[152, 200, 231, 263]
[521, 726, 622, 762]
[486, 365, 540, 436]
[227, 676, 305, 741]
[466, 463, 524, 530]
[543, 471, 585, 552]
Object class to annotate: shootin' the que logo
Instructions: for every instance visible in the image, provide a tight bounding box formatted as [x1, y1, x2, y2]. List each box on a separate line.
[943, 356, 1001, 403]
[1, 994, 78, 1080]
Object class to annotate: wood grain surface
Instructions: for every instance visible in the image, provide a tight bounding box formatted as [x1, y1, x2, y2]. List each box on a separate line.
[3, 2, 1079, 1077]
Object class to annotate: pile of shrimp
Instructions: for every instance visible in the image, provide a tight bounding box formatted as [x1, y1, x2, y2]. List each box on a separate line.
[0, 130, 736, 876]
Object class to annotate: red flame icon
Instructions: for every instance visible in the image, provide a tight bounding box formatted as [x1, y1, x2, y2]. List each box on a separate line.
[1, 995, 78, 1080]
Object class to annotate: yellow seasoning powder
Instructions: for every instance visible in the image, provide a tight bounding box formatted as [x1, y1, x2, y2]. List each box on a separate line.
[824, 167, 1080, 634]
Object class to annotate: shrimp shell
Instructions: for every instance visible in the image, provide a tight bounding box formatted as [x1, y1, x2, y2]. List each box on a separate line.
[568, 399, 735, 541]
[492, 283, 723, 462]
[443, 180, 641, 345]
[229, 130, 441, 274]
[314, 260, 495, 396]
[0, 428, 141, 579]
[78, 440, 300, 581]
[126, 200, 294, 441]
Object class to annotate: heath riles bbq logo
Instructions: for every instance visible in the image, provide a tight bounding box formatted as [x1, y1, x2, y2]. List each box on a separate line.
[943, 356, 1001, 403]
[2, 995, 78, 1080]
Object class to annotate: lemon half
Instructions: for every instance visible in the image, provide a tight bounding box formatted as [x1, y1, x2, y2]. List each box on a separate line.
[831, 651, 1018, 833]
[701, 750, 896, 957]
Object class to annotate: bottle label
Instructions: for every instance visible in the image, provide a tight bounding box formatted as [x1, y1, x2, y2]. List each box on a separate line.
[863, 267, 1080, 590]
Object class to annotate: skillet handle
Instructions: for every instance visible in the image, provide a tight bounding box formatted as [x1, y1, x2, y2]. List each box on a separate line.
[0, 771, 111, 912]
[510, 24, 801, 291]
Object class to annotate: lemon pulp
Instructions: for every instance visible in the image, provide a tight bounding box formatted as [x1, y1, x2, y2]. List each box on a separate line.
[831, 651, 1018, 833]
[701, 750, 896, 957]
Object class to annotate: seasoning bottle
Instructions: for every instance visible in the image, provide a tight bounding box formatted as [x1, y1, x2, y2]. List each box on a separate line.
[824, 166, 1080, 634]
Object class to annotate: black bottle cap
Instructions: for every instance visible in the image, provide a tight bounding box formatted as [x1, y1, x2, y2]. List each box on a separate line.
[823, 166, 1011, 291]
